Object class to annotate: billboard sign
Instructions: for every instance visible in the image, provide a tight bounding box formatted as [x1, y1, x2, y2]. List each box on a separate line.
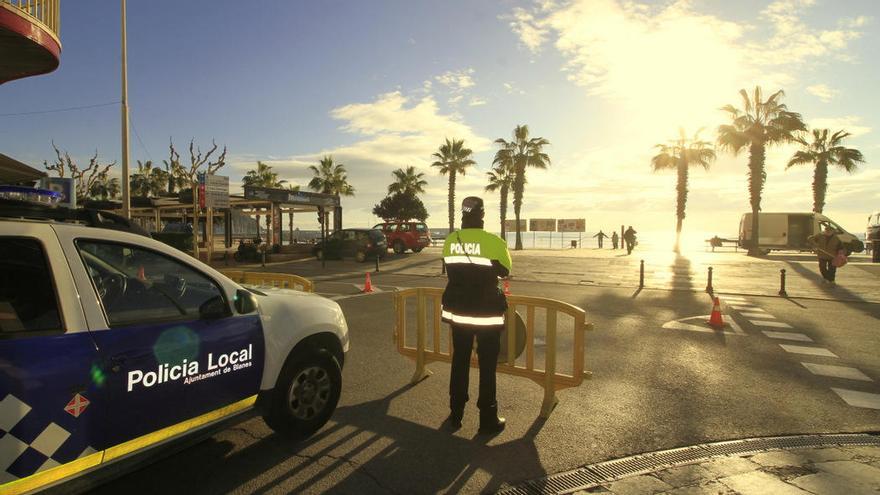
[503, 219, 527, 232]
[529, 218, 556, 232]
[244, 186, 339, 207]
[198, 174, 229, 209]
[557, 218, 586, 232]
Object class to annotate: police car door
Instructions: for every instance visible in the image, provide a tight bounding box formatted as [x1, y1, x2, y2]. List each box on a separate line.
[0, 224, 102, 485]
[63, 234, 264, 450]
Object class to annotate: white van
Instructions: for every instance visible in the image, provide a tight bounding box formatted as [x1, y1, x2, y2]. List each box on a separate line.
[739, 212, 864, 255]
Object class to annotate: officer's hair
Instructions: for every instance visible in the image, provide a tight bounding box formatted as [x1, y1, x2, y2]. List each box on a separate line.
[461, 212, 483, 229]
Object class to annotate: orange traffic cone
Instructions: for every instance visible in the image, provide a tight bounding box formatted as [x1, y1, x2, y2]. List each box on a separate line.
[362, 272, 374, 293]
[707, 297, 724, 328]
[503, 279, 511, 296]
[137, 266, 146, 281]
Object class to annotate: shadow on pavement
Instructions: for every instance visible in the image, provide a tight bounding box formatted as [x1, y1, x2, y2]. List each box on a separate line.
[784, 261, 880, 318]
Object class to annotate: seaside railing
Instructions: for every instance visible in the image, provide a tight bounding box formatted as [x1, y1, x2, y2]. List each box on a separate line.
[2, 0, 60, 37]
[219, 270, 314, 293]
[393, 287, 595, 417]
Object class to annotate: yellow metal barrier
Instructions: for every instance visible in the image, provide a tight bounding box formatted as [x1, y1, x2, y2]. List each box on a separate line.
[393, 287, 595, 417]
[219, 270, 314, 293]
[2, 0, 60, 38]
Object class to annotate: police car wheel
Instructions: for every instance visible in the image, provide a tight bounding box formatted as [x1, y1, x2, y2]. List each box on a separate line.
[264, 351, 341, 439]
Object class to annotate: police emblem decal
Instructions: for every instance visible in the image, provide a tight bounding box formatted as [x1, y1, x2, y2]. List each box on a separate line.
[64, 394, 89, 418]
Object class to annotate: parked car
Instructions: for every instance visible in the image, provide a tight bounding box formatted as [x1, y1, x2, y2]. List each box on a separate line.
[739, 212, 864, 255]
[0, 198, 349, 493]
[161, 221, 194, 234]
[313, 228, 387, 262]
[868, 212, 880, 242]
[373, 221, 431, 254]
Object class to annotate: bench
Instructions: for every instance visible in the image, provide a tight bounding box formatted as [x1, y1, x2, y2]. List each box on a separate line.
[705, 237, 739, 252]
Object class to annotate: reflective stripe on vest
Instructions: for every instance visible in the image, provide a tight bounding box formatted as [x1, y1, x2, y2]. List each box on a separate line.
[441, 309, 504, 326]
[443, 255, 493, 266]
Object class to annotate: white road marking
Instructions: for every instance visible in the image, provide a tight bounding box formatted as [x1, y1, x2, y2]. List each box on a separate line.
[661, 315, 746, 336]
[741, 312, 774, 319]
[831, 388, 880, 409]
[802, 363, 873, 382]
[721, 296, 747, 302]
[750, 320, 793, 328]
[729, 305, 762, 311]
[762, 331, 813, 342]
[779, 344, 837, 357]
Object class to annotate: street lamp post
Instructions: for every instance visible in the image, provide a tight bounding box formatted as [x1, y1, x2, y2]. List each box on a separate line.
[120, 0, 131, 218]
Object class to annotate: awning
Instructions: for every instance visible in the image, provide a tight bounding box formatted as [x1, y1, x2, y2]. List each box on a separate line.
[0, 153, 46, 185]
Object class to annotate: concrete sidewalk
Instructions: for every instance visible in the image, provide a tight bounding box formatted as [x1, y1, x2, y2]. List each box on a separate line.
[500, 435, 880, 494]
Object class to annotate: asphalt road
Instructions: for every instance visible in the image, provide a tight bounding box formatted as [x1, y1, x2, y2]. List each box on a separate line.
[96, 251, 880, 494]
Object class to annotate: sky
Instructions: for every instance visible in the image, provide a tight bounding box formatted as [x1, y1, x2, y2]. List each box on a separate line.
[2, 0, 878, 240]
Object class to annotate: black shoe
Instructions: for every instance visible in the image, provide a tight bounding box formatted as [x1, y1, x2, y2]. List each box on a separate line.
[445, 411, 463, 429]
[478, 416, 506, 434]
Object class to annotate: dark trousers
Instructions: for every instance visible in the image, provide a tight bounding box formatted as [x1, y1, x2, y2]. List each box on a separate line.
[818, 258, 837, 282]
[449, 323, 501, 413]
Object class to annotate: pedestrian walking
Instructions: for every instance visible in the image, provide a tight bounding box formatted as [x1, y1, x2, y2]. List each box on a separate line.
[624, 226, 637, 255]
[808, 225, 844, 286]
[593, 230, 608, 249]
[441, 196, 511, 434]
[611, 231, 619, 250]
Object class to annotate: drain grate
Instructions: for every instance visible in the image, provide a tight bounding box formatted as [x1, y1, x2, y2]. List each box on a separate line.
[496, 433, 880, 495]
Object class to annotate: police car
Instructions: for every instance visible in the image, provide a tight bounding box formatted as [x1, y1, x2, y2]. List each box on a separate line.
[0, 195, 349, 494]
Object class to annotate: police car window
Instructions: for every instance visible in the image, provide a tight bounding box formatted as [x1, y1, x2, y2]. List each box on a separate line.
[0, 237, 63, 337]
[76, 240, 227, 327]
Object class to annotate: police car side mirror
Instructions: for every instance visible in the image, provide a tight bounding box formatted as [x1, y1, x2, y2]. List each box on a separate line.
[199, 296, 231, 320]
[234, 289, 258, 314]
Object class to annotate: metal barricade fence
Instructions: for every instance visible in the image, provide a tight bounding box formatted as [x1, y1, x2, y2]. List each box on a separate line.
[393, 287, 595, 417]
[219, 270, 314, 293]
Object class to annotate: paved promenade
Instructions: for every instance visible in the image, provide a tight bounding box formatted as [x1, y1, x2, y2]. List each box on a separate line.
[383, 246, 880, 304]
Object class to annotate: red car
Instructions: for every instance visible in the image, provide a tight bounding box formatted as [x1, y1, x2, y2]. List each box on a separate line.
[373, 221, 431, 254]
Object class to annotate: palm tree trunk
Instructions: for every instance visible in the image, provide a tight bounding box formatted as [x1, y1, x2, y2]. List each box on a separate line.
[747, 142, 766, 256]
[812, 160, 828, 213]
[448, 171, 456, 233]
[513, 166, 525, 250]
[675, 163, 688, 253]
[500, 184, 508, 240]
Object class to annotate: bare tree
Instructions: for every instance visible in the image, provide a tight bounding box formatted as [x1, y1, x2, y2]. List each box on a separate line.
[43, 142, 116, 200]
[169, 138, 227, 259]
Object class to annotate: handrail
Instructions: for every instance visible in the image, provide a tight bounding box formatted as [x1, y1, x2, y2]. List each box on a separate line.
[393, 287, 595, 417]
[1, 0, 60, 38]
[219, 270, 314, 293]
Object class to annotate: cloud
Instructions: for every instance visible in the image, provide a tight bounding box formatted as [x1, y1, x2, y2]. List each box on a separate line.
[435, 69, 475, 92]
[808, 116, 871, 137]
[235, 90, 491, 228]
[806, 84, 838, 102]
[506, 0, 865, 134]
[468, 97, 487, 106]
[503, 82, 525, 95]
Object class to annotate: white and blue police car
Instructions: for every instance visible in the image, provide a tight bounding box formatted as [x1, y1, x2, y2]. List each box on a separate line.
[0, 196, 349, 494]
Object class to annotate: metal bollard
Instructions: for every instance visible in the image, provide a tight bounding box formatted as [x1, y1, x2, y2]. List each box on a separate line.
[261, 248, 266, 267]
[639, 260, 645, 288]
[778, 268, 788, 297]
[375, 255, 380, 273]
[441, 258, 446, 275]
[706, 266, 714, 293]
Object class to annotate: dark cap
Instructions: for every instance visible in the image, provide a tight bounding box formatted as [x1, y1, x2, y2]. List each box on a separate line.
[461, 196, 484, 215]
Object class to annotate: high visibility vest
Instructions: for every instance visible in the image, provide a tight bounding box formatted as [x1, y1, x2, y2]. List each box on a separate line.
[441, 228, 512, 327]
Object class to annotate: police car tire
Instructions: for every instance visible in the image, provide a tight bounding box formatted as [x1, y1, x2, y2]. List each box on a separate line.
[263, 350, 342, 440]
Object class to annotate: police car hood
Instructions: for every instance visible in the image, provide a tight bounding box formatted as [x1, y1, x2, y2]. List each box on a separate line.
[244, 286, 348, 338]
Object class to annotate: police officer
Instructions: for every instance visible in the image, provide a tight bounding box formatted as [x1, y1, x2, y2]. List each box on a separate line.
[442, 196, 511, 434]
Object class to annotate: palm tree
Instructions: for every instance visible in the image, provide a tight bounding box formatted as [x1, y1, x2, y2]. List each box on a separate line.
[308, 156, 355, 196]
[485, 160, 514, 240]
[717, 87, 805, 256]
[651, 128, 716, 252]
[243, 161, 288, 188]
[786, 129, 864, 214]
[131, 160, 169, 197]
[388, 166, 428, 196]
[494, 125, 550, 250]
[431, 138, 476, 233]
